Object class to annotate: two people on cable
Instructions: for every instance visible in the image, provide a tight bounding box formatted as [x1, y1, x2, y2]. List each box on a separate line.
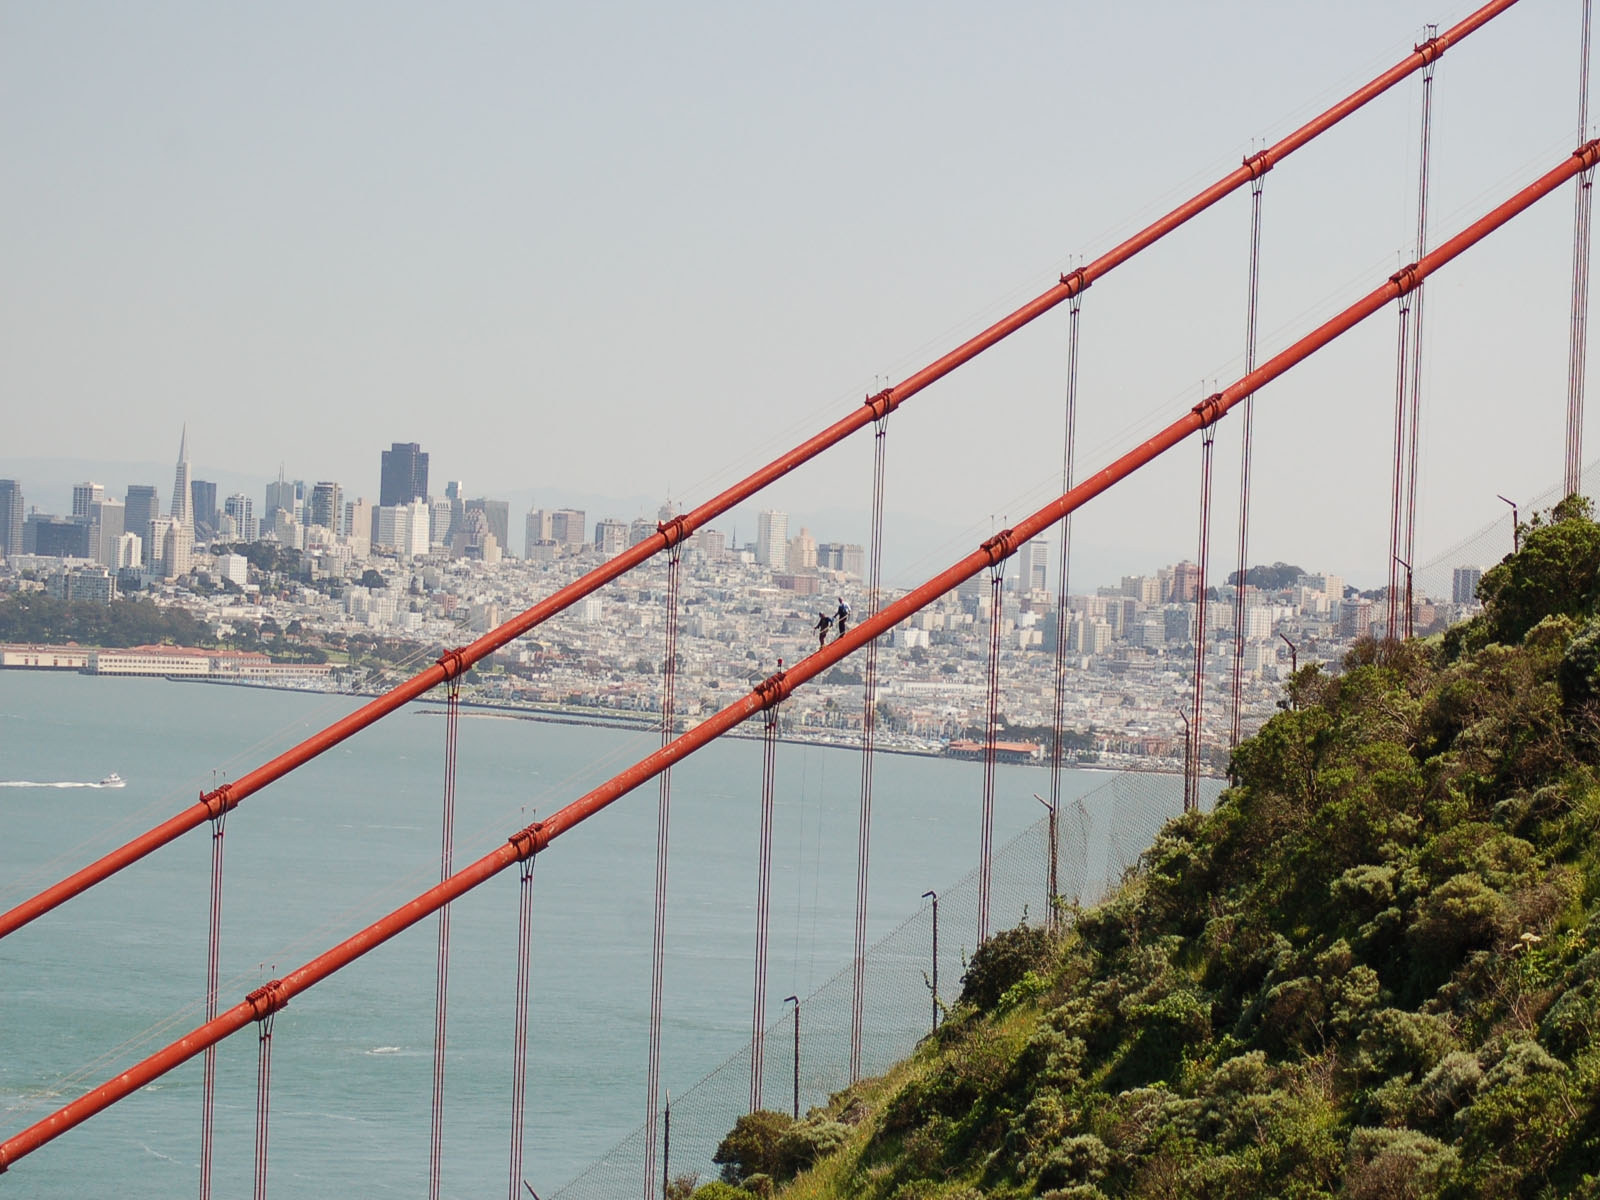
[815, 597, 851, 649]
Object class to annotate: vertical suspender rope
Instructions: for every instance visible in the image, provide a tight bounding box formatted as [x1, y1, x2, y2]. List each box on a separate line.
[750, 701, 780, 1112]
[643, 540, 681, 1197]
[978, 563, 1006, 942]
[252, 1011, 276, 1200]
[1048, 287, 1084, 910]
[428, 675, 462, 1200]
[1403, 32, 1438, 638]
[1387, 292, 1414, 644]
[1230, 173, 1266, 747]
[1569, 0, 1596, 498]
[507, 851, 537, 1200]
[1190, 423, 1217, 812]
[849, 412, 889, 1084]
[199, 803, 227, 1200]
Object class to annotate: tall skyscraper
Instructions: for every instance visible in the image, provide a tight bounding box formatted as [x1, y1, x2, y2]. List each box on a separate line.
[223, 493, 257, 542]
[379, 442, 429, 507]
[1013, 539, 1049, 593]
[466, 499, 510, 554]
[264, 466, 296, 525]
[191, 480, 218, 535]
[170, 426, 193, 530]
[71, 482, 105, 519]
[1452, 566, 1483, 605]
[123, 485, 160, 565]
[525, 508, 553, 554]
[88, 499, 125, 568]
[0, 480, 23, 557]
[756, 510, 789, 569]
[549, 509, 587, 546]
[343, 498, 373, 553]
[310, 481, 343, 531]
[375, 499, 431, 560]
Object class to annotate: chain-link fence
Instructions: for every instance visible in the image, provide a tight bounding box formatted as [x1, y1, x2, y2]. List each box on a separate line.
[551, 768, 1222, 1198]
[1413, 453, 1600, 604]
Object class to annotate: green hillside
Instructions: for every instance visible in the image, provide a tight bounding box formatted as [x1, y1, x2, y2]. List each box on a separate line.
[698, 497, 1600, 1200]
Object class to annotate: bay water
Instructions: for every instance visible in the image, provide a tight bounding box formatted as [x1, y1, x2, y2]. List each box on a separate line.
[0, 671, 1167, 1197]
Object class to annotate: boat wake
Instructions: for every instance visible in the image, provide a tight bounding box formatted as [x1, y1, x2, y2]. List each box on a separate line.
[0, 777, 124, 789]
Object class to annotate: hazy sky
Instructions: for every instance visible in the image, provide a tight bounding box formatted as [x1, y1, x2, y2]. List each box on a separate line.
[0, 1, 1588, 586]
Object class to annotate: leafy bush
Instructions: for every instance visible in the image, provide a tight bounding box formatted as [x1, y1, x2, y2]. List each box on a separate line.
[957, 924, 1056, 1012]
[712, 1111, 792, 1185]
[1344, 1126, 1458, 1199]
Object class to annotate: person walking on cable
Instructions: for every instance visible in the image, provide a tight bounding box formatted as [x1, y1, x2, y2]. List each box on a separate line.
[834, 596, 851, 641]
[814, 611, 832, 649]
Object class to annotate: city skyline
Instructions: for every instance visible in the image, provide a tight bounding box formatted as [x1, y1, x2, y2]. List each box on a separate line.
[0, 414, 1547, 592]
[0, 2, 1585, 593]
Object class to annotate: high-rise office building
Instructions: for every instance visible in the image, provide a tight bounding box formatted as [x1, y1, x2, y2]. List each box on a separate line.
[0, 480, 23, 557]
[525, 508, 553, 555]
[430, 499, 453, 547]
[594, 518, 628, 556]
[26, 515, 91, 558]
[1171, 560, 1201, 603]
[1452, 566, 1483, 605]
[223, 493, 257, 542]
[123, 485, 160, 565]
[549, 509, 587, 547]
[149, 515, 192, 578]
[170, 426, 193, 530]
[310, 481, 343, 531]
[756, 510, 789, 569]
[1013, 539, 1049, 592]
[88, 499, 125, 568]
[72, 482, 104, 519]
[343, 498, 372, 554]
[264, 467, 296, 525]
[467, 499, 510, 555]
[379, 442, 429, 507]
[788, 527, 818, 570]
[443, 481, 466, 544]
[191, 480, 218, 535]
[375, 499, 430, 560]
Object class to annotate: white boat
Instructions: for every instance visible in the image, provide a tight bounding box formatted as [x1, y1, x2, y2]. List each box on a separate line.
[98, 773, 125, 788]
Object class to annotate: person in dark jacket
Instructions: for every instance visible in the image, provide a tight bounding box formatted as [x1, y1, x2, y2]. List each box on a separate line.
[814, 611, 832, 649]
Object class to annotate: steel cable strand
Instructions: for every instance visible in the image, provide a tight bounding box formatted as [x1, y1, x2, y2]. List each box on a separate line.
[508, 852, 537, 1200]
[850, 415, 888, 1083]
[644, 543, 681, 1197]
[1231, 175, 1265, 747]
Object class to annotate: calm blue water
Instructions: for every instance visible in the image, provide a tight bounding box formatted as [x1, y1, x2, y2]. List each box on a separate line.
[0, 672, 1139, 1197]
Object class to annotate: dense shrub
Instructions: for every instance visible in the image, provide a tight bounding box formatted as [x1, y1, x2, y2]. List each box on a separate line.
[956, 924, 1056, 1012]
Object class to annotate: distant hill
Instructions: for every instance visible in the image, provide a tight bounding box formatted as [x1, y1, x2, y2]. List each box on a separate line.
[694, 497, 1600, 1199]
[1226, 560, 1305, 590]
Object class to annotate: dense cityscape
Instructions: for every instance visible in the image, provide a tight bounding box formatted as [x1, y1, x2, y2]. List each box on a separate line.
[0, 429, 1490, 772]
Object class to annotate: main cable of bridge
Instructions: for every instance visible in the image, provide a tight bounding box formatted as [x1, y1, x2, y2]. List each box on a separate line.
[5, 136, 1594, 1176]
[0, 0, 1526, 943]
